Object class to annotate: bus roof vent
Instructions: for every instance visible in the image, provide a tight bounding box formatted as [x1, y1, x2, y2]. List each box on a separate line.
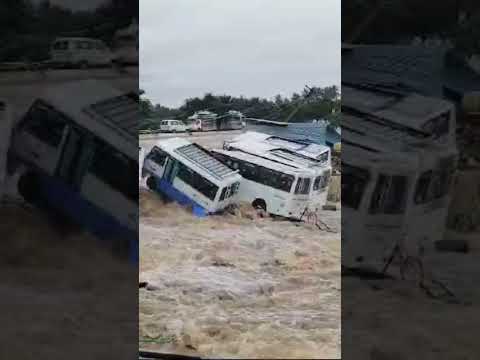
[175, 143, 238, 180]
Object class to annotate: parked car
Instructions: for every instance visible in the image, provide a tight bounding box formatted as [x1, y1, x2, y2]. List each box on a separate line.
[50, 37, 113, 68]
[159, 119, 187, 132]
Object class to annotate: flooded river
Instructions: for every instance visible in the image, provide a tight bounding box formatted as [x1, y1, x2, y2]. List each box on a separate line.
[139, 190, 341, 358]
[139, 129, 341, 358]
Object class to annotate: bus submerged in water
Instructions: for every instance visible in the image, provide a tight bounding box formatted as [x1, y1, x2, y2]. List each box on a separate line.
[141, 138, 242, 216]
[7, 80, 139, 262]
[211, 148, 318, 219]
[223, 131, 332, 210]
[341, 93, 458, 272]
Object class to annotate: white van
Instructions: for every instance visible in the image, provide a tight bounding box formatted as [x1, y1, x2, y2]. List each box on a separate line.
[50, 37, 114, 68]
[159, 119, 187, 133]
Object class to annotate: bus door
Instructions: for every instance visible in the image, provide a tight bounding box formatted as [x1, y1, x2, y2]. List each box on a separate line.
[56, 126, 87, 187]
[162, 157, 179, 184]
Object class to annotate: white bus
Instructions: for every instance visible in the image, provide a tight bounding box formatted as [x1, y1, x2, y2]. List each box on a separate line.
[7, 80, 139, 262]
[142, 138, 242, 216]
[211, 149, 317, 219]
[187, 110, 217, 131]
[342, 115, 458, 272]
[223, 131, 332, 209]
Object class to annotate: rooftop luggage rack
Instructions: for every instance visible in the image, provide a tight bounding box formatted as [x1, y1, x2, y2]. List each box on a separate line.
[175, 143, 238, 180]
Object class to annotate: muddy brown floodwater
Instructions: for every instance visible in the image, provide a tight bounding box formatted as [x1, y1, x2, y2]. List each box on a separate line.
[0, 202, 137, 359]
[139, 189, 341, 359]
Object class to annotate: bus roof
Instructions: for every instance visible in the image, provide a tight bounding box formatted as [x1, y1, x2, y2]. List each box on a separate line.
[227, 140, 327, 169]
[40, 80, 138, 160]
[342, 141, 416, 170]
[342, 85, 454, 132]
[342, 111, 449, 152]
[342, 122, 456, 167]
[230, 131, 330, 159]
[154, 138, 241, 182]
[212, 149, 315, 176]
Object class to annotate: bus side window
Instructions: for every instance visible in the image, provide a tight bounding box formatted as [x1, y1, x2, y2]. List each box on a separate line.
[22, 102, 67, 148]
[89, 140, 138, 201]
[176, 162, 219, 201]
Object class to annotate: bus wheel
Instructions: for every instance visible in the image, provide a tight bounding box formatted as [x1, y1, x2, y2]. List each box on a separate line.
[18, 172, 38, 204]
[146, 176, 156, 191]
[252, 199, 267, 212]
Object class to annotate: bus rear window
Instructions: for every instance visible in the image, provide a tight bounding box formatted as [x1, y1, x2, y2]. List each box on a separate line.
[219, 182, 239, 201]
[342, 163, 370, 209]
[369, 174, 408, 214]
[414, 166, 454, 204]
[295, 178, 311, 195]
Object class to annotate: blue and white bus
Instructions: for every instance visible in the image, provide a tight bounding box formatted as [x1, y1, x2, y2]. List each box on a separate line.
[142, 138, 242, 216]
[7, 80, 139, 262]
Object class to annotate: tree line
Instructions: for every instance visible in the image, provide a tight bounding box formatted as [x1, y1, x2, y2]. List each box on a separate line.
[139, 86, 341, 130]
[342, 0, 480, 55]
[0, 0, 136, 62]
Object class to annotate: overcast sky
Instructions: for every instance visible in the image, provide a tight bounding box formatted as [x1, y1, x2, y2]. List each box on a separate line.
[140, 0, 340, 107]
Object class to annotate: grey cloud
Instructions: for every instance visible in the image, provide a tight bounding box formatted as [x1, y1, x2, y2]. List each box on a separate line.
[140, 0, 340, 107]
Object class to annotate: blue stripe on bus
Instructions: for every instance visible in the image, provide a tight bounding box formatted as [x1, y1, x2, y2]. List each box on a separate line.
[154, 177, 208, 218]
[35, 174, 139, 263]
